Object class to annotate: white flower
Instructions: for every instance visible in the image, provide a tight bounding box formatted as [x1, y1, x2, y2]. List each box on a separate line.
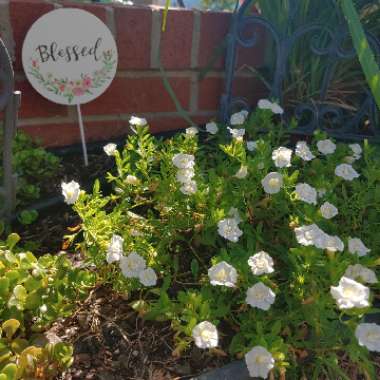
[330, 276, 370, 309]
[318, 234, 344, 252]
[61, 181, 81, 205]
[206, 122, 218, 135]
[261, 172, 283, 194]
[320, 202, 338, 219]
[355, 323, 380, 352]
[349, 143, 362, 160]
[245, 346, 275, 379]
[217, 218, 243, 243]
[272, 147, 292, 168]
[176, 168, 195, 184]
[294, 224, 325, 246]
[138, 268, 157, 286]
[228, 127, 246, 139]
[192, 321, 218, 349]
[186, 126, 199, 136]
[120, 252, 146, 278]
[248, 251, 274, 276]
[344, 264, 377, 284]
[317, 139, 336, 155]
[348, 238, 370, 257]
[234, 165, 248, 179]
[247, 141, 258, 152]
[106, 234, 124, 264]
[129, 116, 147, 126]
[258, 99, 284, 115]
[335, 164, 360, 181]
[246, 282, 276, 311]
[295, 183, 317, 205]
[295, 141, 315, 161]
[172, 153, 195, 169]
[230, 110, 248, 125]
[125, 175, 140, 185]
[103, 143, 117, 156]
[179, 180, 197, 195]
[228, 207, 242, 223]
[208, 261, 237, 287]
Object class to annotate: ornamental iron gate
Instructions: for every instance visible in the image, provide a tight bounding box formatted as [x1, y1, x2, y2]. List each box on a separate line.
[0, 37, 21, 219]
[220, 0, 380, 141]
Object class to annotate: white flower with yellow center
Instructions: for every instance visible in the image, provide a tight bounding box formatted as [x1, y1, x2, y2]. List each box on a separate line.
[61, 181, 81, 205]
[348, 238, 370, 257]
[217, 218, 243, 243]
[172, 153, 195, 169]
[320, 202, 338, 219]
[125, 175, 140, 185]
[234, 165, 248, 179]
[186, 126, 199, 136]
[179, 180, 197, 195]
[272, 147, 292, 168]
[258, 99, 284, 115]
[261, 172, 283, 194]
[192, 321, 218, 349]
[206, 121, 218, 135]
[317, 139, 336, 155]
[208, 261, 237, 287]
[344, 264, 377, 284]
[120, 252, 146, 278]
[295, 141, 315, 161]
[138, 268, 157, 287]
[245, 346, 275, 379]
[330, 276, 370, 310]
[355, 323, 380, 352]
[295, 183, 317, 205]
[248, 251, 274, 276]
[129, 116, 147, 126]
[103, 143, 117, 156]
[335, 164, 360, 181]
[246, 282, 275, 311]
[106, 234, 124, 264]
[230, 110, 249, 125]
[228, 127, 246, 139]
[294, 224, 324, 246]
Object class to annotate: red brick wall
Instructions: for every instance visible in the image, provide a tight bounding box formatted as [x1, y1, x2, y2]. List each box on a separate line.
[0, 0, 266, 147]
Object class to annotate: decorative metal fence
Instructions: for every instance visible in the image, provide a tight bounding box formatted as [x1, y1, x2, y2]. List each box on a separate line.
[0, 38, 21, 219]
[220, 0, 380, 141]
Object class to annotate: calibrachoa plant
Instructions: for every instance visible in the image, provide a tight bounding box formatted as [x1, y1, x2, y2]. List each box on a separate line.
[66, 108, 380, 379]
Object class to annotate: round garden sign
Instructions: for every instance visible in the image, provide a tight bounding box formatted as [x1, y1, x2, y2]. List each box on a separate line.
[22, 8, 118, 106]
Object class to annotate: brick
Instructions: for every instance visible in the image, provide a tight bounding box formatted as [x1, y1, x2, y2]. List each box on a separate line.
[115, 6, 152, 69]
[10, 0, 55, 71]
[60, 2, 107, 23]
[16, 79, 68, 119]
[20, 119, 128, 147]
[159, 9, 193, 69]
[81, 76, 191, 115]
[198, 75, 267, 112]
[198, 11, 231, 69]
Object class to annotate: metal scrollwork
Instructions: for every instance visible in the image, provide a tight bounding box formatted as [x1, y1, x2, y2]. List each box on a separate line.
[220, 0, 380, 141]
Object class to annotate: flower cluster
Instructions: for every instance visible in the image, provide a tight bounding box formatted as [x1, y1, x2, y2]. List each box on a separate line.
[172, 153, 197, 195]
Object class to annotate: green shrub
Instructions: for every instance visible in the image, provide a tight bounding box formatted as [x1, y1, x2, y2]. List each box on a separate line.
[69, 109, 380, 379]
[0, 233, 95, 379]
[0, 130, 60, 207]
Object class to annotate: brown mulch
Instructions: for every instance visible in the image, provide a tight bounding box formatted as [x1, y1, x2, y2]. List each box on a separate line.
[52, 287, 228, 380]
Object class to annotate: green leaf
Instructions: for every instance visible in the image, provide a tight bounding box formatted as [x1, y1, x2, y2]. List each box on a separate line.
[6, 234, 20, 250]
[2, 319, 20, 339]
[190, 259, 199, 279]
[1, 363, 17, 380]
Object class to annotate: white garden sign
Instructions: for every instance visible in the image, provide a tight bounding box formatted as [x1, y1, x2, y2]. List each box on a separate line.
[22, 8, 118, 165]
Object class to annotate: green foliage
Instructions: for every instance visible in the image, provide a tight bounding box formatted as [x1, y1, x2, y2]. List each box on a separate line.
[71, 111, 380, 379]
[339, 0, 380, 109]
[0, 233, 95, 379]
[0, 130, 60, 207]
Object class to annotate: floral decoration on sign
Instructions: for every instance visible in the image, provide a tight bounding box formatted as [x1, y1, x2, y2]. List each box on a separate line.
[28, 50, 116, 104]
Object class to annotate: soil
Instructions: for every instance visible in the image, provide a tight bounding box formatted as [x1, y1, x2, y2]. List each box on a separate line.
[52, 286, 228, 380]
